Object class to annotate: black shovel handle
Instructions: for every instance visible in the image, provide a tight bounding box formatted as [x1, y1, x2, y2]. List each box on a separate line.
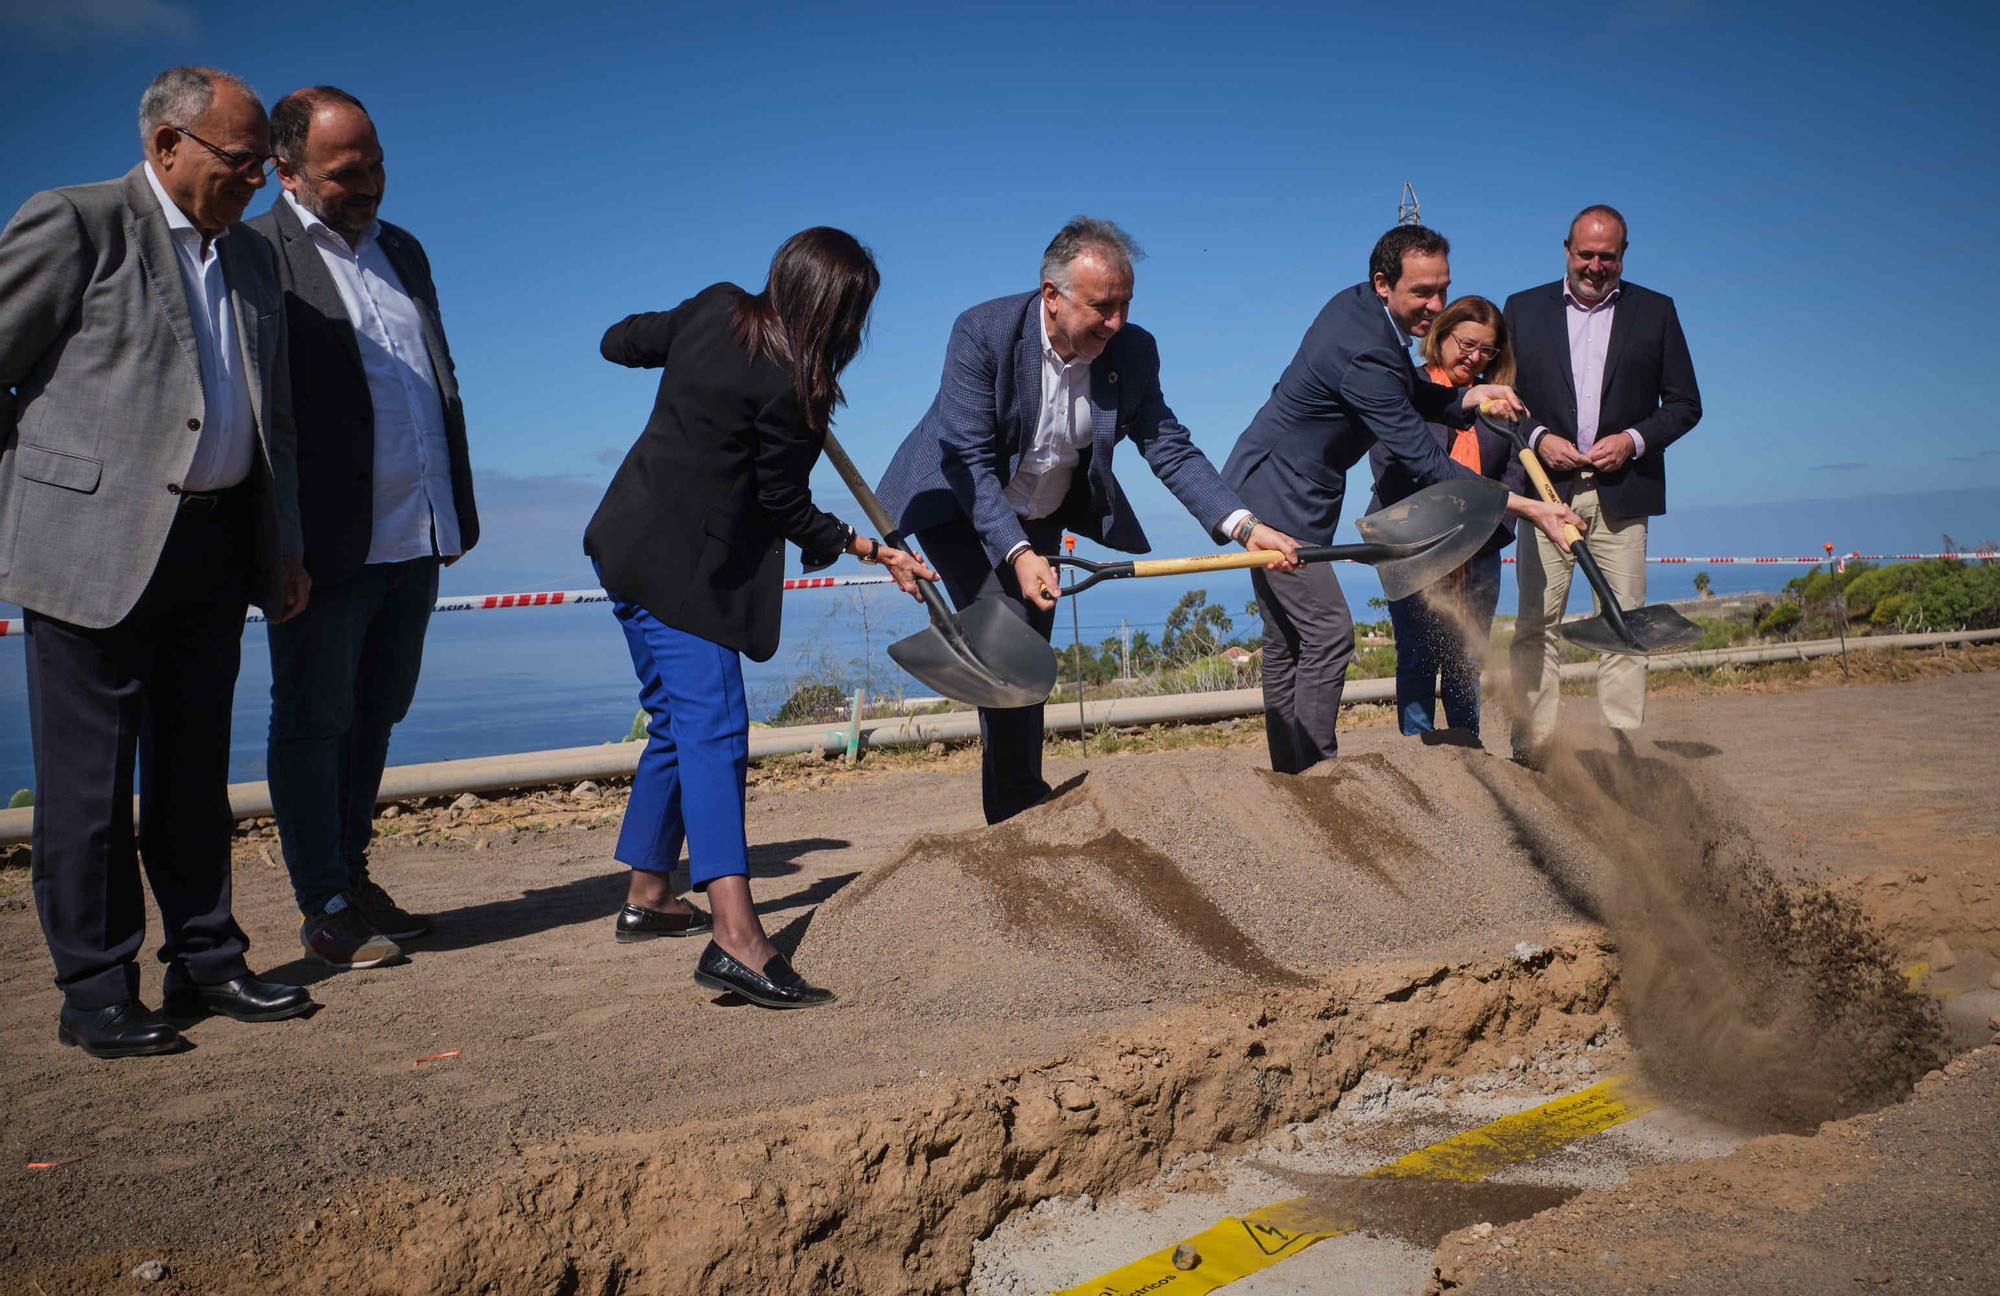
[1478, 410, 1641, 650]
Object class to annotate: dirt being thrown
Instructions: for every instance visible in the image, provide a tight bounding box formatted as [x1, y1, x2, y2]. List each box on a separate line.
[1473, 735, 1947, 1130]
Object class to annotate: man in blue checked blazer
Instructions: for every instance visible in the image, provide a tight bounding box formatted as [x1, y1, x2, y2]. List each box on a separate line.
[877, 217, 1301, 823]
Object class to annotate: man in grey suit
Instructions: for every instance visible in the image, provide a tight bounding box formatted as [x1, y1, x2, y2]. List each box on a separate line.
[1222, 226, 1582, 773]
[0, 67, 314, 1058]
[249, 87, 479, 971]
[876, 218, 1300, 823]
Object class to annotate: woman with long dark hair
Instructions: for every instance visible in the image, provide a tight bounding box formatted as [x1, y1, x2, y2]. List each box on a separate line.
[584, 228, 932, 1008]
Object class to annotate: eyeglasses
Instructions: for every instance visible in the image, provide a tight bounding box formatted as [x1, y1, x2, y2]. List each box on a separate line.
[1449, 334, 1500, 361]
[174, 126, 275, 179]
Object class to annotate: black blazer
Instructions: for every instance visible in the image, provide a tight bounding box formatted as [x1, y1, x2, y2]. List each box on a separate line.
[1502, 279, 1701, 518]
[246, 199, 479, 584]
[1367, 367, 1527, 558]
[583, 284, 849, 662]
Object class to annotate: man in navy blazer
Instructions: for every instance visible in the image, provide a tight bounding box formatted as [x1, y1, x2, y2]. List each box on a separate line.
[1222, 226, 1581, 773]
[1504, 205, 1701, 757]
[877, 217, 1299, 823]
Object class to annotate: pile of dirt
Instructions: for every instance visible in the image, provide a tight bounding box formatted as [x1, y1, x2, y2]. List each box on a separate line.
[803, 748, 1602, 1027]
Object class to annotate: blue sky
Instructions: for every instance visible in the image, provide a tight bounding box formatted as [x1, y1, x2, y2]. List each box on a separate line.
[2, 0, 1997, 595]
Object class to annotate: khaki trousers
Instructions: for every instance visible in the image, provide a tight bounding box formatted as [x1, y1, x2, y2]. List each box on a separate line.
[1509, 487, 1649, 748]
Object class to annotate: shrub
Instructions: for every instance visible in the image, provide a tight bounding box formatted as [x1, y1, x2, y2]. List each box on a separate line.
[1756, 602, 1802, 636]
[6, 788, 30, 810]
[773, 682, 850, 726]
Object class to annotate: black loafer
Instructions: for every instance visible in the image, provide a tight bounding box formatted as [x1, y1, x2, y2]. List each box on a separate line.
[57, 1001, 182, 1058]
[162, 964, 314, 1023]
[614, 900, 713, 942]
[693, 941, 835, 1009]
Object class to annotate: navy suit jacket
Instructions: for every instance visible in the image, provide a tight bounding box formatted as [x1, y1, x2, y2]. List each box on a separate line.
[875, 291, 1242, 567]
[1502, 279, 1700, 518]
[1222, 282, 1475, 543]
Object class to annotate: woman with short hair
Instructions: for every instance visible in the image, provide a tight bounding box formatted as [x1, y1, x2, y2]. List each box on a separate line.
[585, 228, 932, 1008]
[1366, 295, 1526, 741]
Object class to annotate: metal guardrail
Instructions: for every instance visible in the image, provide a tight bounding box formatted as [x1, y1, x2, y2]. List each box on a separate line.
[2, 627, 1995, 846]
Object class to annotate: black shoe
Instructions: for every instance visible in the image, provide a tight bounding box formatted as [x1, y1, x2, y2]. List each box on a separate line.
[163, 963, 314, 1023]
[351, 877, 432, 942]
[693, 941, 835, 1009]
[57, 1001, 182, 1058]
[615, 900, 714, 942]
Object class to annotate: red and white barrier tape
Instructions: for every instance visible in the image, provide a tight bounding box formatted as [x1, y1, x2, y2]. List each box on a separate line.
[1, 554, 1993, 638]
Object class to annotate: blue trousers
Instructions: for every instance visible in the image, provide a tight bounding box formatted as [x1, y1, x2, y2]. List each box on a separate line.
[267, 557, 438, 916]
[609, 594, 749, 889]
[1385, 551, 1502, 737]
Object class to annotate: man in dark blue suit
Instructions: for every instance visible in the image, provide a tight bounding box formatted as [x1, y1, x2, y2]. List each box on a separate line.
[877, 217, 1300, 823]
[1222, 227, 1582, 773]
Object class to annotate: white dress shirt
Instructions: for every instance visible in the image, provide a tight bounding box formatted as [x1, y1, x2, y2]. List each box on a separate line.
[286, 191, 460, 564]
[143, 163, 255, 491]
[1000, 304, 1249, 563]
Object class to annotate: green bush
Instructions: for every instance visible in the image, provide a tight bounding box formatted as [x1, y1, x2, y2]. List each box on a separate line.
[6, 788, 30, 810]
[773, 682, 850, 726]
[1756, 602, 1802, 636]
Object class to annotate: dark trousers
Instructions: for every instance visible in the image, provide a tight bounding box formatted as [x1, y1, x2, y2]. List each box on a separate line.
[26, 495, 254, 1009]
[1385, 551, 1502, 737]
[266, 557, 438, 916]
[1251, 560, 1356, 775]
[914, 514, 1062, 825]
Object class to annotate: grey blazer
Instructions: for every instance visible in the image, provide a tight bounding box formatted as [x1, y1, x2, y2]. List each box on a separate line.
[0, 164, 300, 628]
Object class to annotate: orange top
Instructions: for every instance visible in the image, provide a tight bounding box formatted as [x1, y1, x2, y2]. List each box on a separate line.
[1429, 364, 1484, 474]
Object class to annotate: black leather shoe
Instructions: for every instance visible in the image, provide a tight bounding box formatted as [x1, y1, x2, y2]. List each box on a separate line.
[615, 900, 714, 942]
[162, 964, 314, 1023]
[693, 941, 835, 1009]
[57, 1001, 182, 1058]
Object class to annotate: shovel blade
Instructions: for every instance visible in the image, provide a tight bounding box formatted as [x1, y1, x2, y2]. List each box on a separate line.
[888, 597, 1056, 709]
[1559, 602, 1704, 657]
[1354, 477, 1510, 601]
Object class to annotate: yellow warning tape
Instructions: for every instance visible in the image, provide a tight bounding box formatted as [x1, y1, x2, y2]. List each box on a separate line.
[1050, 1076, 1653, 1296]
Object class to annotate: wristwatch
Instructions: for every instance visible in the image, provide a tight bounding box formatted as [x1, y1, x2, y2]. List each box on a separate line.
[860, 537, 881, 564]
[1232, 513, 1260, 546]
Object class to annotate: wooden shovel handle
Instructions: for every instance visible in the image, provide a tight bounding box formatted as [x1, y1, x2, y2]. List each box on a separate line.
[1516, 447, 1584, 548]
[1129, 551, 1284, 579]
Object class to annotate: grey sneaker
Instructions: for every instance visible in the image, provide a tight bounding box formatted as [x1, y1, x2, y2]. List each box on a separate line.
[351, 877, 432, 942]
[300, 899, 404, 970]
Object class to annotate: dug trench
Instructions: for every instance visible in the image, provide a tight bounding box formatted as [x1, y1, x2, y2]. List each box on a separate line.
[4, 672, 1998, 1294]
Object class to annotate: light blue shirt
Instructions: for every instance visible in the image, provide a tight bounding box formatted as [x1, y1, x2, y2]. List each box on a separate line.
[143, 162, 255, 491]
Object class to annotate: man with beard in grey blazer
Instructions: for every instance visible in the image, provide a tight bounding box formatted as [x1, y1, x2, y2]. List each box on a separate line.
[0, 67, 314, 1058]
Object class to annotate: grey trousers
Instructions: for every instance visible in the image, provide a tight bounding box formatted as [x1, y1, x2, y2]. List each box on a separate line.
[1252, 561, 1355, 774]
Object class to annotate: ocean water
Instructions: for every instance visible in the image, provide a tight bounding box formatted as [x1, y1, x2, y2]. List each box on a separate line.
[0, 560, 1796, 795]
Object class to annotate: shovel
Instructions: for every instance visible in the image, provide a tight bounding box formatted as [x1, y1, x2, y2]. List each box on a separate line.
[817, 431, 1057, 708]
[1477, 410, 1702, 657]
[1046, 476, 1510, 601]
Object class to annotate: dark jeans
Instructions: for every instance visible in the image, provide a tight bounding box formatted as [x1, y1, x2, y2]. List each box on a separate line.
[1384, 551, 1502, 737]
[266, 557, 439, 916]
[914, 514, 1062, 825]
[27, 493, 254, 1009]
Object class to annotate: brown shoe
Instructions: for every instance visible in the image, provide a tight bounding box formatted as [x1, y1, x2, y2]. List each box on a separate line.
[300, 900, 404, 970]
